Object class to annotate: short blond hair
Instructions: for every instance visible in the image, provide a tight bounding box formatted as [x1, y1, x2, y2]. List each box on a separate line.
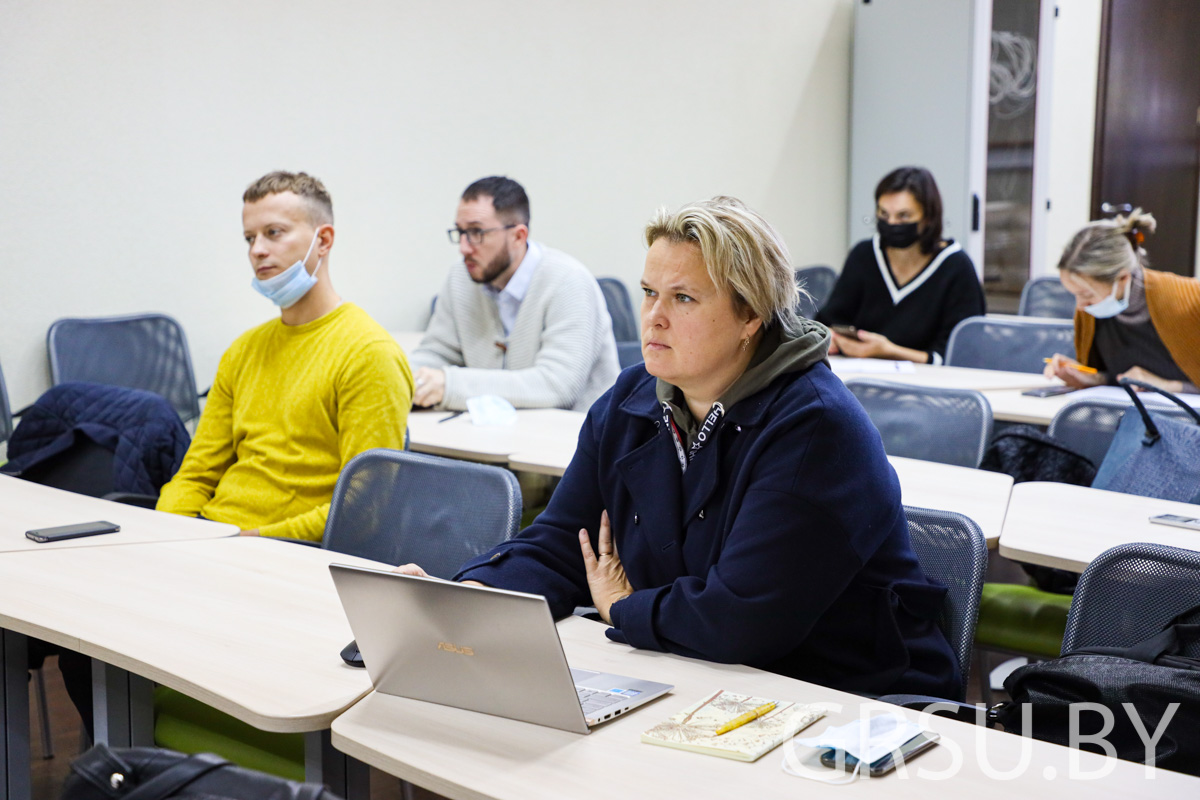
[243, 171, 334, 226]
[1058, 208, 1156, 282]
[644, 196, 804, 333]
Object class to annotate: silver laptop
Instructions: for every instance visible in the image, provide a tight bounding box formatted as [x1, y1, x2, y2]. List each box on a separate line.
[329, 563, 673, 734]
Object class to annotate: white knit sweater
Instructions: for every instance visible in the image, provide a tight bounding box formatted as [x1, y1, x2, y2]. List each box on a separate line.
[410, 244, 621, 411]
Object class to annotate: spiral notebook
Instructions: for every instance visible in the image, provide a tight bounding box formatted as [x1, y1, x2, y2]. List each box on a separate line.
[641, 689, 826, 762]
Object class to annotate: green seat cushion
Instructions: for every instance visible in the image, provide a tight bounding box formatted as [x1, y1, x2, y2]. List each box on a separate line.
[154, 686, 304, 781]
[974, 583, 1072, 658]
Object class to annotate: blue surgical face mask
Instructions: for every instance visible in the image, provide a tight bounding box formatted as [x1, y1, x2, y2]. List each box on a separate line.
[251, 230, 323, 309]
[1083, 274, 1130, 319]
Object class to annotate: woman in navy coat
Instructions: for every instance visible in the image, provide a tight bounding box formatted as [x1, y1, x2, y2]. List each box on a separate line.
[409, 197, 959, 698]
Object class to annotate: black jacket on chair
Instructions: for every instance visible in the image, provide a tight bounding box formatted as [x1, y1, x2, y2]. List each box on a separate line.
[2, 381, 189, 496]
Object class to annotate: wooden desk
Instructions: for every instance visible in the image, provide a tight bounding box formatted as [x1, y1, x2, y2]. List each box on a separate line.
[331, 616, 1197, 800]
[0, 537, 379, 799]
[890, 457, 1013, 546]
[0, 474, 234, 551]
[831, 357, 1057, 392]
[981, 389, 1079, 426]
[407, 409, 585, 465]
[999, 482, 1200, 572]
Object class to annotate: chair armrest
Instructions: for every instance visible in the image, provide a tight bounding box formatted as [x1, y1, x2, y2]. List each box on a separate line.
[102, 492, 159, 509]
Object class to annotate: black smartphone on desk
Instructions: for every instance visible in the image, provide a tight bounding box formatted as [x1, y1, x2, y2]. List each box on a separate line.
[1022, 385, 1076, 398]
[25, 520, 120, 543]
[819, 732, 940, 776]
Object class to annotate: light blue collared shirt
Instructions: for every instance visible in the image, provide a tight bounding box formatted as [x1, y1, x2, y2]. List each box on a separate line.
[482, 240, 542, 336]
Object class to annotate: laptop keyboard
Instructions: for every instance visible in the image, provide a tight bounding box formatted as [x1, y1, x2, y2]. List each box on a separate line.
[576, 687, 624, 716]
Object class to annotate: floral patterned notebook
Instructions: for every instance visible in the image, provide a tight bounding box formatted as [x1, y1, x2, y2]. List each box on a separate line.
[641, 689, 826, 762]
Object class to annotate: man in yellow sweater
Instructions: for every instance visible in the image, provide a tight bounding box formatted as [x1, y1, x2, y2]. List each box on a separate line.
[157, 171, 413, 540]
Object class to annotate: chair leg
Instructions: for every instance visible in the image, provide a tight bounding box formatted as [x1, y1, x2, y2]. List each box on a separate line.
[33, 667, 54, 759]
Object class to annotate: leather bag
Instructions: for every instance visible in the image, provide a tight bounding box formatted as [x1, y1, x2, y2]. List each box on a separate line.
[61, 745, 340, 800]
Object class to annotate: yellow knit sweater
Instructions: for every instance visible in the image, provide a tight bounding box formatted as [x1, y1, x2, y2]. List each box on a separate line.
[1075, 268, 1200, 388]
[157, 303, 413, 540]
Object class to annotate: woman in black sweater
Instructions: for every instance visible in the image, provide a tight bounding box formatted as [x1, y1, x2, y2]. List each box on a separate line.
[817, 167, 985, 365]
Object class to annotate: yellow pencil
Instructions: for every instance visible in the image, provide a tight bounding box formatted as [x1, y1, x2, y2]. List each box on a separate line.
[715, 702, 776, 735]
[1043, 358, 1098, 374]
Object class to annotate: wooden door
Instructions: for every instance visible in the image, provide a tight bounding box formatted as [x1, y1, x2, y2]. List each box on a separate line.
[1092, 0, 1200, 276]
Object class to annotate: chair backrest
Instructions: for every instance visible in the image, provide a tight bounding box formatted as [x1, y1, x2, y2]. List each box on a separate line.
[1062, 543, 1200, 656]
[944, 316, 1075, 373]
[597, 278, 639, 343]
[322, 449, 522, 575]
[1048, 397, 1199, 468]
[47, 314, 201, 423]
[1018, 276, 1077, 319]
[846, 379, 993, 468]
[616, 341, 644, 370]
[903, 506, 988, 701]
[0, 361, 12, 444]
[795, 265, 837, 318]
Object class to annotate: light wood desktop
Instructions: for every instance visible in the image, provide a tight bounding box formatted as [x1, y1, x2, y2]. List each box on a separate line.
[407, 408, 585, 464]
[830, 356, 1058, 392]
[979, 389, 1080, 426]
[0, 537, 379, 799]
[999, 482, 1200, 572]
[0, 474, 235, 552]
[331, 615, 1198, 800]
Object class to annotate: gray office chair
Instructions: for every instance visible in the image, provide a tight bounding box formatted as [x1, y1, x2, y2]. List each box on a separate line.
[1048, 397, 1198, 469]
[795, 265, 837, 319]
[597, 278, 639, 344]
[1062, 542, 1200, 655]
[48, 313, 202, 424]
[1018, 277, 1077, 319]
[944, 316, 1075, 373]
[616, 341, 644, 370]
[902, 507, 988, 702]
[322, 448, 522, 573]
[845, 379, 993, 468]
[0, 360, 12, 444]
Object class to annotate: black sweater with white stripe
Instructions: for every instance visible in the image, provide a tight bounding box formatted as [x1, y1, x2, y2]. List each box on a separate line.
[816, 236, 986, 363]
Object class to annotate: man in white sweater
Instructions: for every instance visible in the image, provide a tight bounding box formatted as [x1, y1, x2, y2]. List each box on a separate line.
[410, 176, 620, 412]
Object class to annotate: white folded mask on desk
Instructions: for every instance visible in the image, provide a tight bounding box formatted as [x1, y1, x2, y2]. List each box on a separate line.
[782, 713, 928, 784]
[467, 395, 518, 426]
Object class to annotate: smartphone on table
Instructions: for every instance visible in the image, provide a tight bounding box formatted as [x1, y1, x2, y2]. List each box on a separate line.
[25, 520, 121, 543]
[1149, 514, 1200, 531]
[819, 731, 940, 776]
[829, 325, 861, 340]
[1021, 385, 1077, 398]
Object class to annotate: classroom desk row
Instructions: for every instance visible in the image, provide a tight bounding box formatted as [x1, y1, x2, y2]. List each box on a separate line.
[3, 479, 1198, 800]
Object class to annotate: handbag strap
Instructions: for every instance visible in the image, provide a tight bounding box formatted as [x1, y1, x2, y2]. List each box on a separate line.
[1119, 379, 1200, 442]
[120, 752, 229, 800]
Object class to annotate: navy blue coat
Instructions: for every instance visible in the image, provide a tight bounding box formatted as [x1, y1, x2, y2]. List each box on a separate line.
[457, 362, 960, 697]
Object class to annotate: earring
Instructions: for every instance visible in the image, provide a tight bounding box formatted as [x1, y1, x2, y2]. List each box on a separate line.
[741, 337, 749, 352]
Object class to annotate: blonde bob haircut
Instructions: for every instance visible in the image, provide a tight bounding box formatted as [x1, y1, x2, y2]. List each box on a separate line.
[1057, 208, 1157, 284]
[644, 196, 806, 335]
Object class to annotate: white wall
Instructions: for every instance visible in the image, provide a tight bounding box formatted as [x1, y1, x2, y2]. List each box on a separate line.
[0, 0, 854, 410]
[1042, 0, 1103, 276]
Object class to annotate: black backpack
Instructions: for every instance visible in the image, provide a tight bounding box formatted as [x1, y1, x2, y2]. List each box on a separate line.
[991, 608, 1200, 776]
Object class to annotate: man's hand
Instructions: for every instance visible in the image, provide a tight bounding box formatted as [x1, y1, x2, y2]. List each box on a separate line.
[413, 367, 446, 408]
[1117, 365, 1184, 394]
[579, 510, 633, 624]
[1045, 353, 1106, 389]
[394, 563, 429, 577]
[239, 529, 260, 537]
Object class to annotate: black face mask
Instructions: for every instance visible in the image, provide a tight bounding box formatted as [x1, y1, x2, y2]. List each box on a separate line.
[877, 219, 921, 249]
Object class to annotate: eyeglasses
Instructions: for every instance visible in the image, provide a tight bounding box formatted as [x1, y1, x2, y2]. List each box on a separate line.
[447, 225, 517, 245]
